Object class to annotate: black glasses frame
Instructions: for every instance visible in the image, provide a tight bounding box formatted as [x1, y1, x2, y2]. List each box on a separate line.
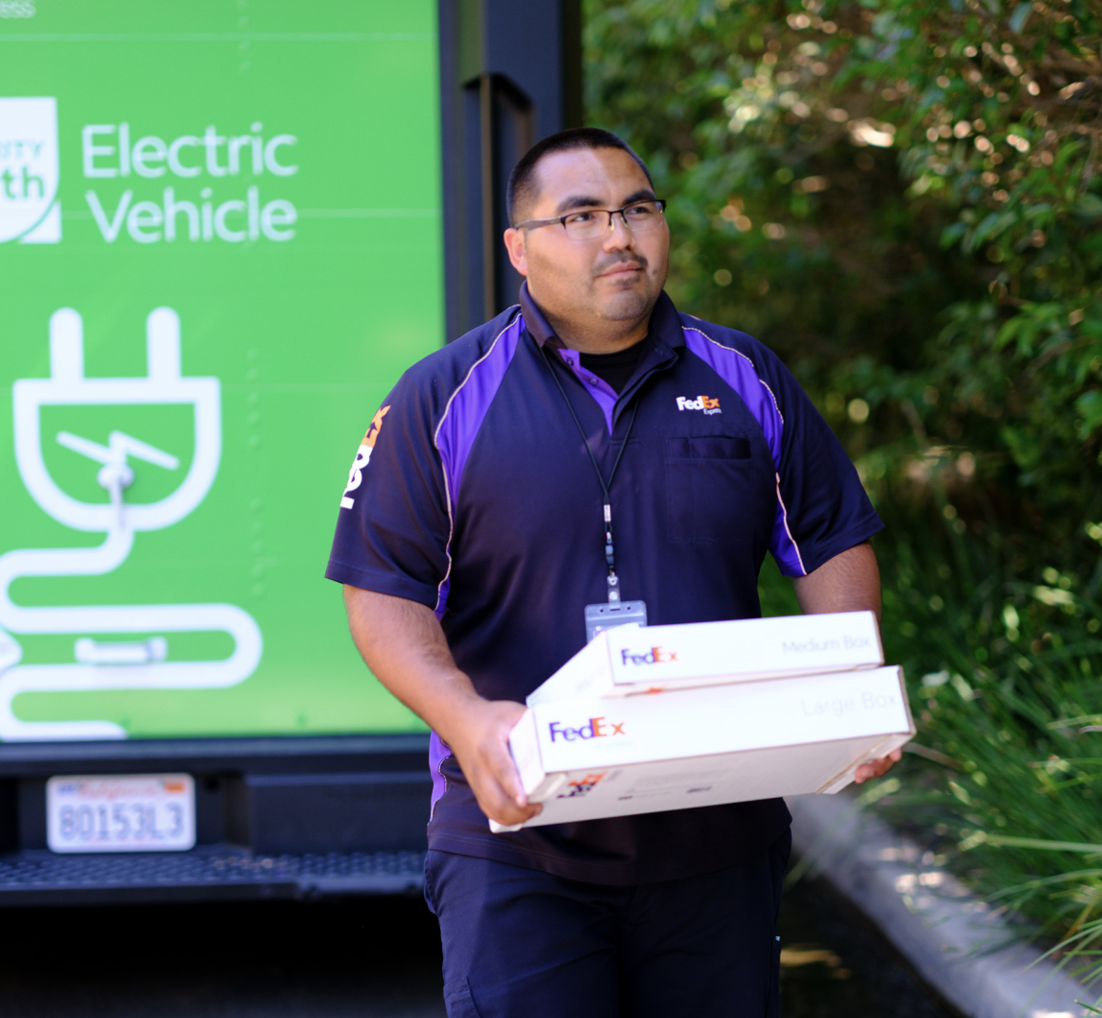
[512, 199, 668, 234]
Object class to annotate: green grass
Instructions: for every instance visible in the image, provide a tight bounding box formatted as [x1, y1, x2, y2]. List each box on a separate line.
[760, 497, 1102, 994]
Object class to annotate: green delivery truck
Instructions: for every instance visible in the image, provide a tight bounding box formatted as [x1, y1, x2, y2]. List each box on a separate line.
[0, 0, 579, 904]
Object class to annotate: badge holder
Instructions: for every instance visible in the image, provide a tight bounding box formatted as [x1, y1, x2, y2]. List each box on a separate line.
[584, 505, 647, 642]
[585, 598, 648, 643]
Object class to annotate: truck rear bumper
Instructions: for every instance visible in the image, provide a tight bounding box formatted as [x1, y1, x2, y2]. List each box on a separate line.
[0, 734, 433, 904]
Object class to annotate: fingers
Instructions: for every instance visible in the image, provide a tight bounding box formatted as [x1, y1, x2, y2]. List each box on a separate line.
[482, 733, 542, 823]
[854, 750, 902, 784]
[452, 699, 543, 827]
[482, 716, 528, 807]
[486, 703, 536, 811]
[472, 762, 543, 827]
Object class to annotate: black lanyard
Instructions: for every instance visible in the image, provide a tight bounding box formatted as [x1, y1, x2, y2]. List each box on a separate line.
[541, 346, 640, 604]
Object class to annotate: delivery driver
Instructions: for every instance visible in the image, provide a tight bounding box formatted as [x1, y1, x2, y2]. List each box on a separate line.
[326, 128, 899, 1018]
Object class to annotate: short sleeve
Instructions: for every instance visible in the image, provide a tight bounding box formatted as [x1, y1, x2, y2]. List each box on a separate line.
[324, 371, 451, 609]
[757, 350, 883, 576]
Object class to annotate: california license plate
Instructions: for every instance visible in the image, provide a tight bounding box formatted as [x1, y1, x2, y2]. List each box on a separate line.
[46, 774, 196, 853]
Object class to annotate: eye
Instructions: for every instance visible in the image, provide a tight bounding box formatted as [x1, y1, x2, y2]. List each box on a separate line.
[626, 203, 656, 218]
[564, 210, 598, 226]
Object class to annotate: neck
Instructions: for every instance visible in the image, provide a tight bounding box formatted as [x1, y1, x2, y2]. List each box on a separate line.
[537, 304, 652, 355]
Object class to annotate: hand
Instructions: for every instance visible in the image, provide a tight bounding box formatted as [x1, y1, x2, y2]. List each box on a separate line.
[443, 697, 543, 828]
[854, 748, 902, 784]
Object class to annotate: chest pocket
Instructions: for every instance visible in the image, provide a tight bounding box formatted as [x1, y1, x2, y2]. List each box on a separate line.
[665, 432, 769, 545]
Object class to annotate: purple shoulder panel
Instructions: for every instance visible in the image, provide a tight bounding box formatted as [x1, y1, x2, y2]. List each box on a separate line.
[681, 324, 807, 577]
[432, 314, 524, 616]
[435, 314, 524, 498]
[681, 325, 783, 468]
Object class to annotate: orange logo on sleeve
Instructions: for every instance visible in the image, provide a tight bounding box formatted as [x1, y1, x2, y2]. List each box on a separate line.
[341, 405, 390, 510]
[364, 405, 390, 448]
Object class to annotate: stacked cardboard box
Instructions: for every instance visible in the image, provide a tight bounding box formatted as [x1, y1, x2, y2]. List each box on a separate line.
[491, 611, 913, 833]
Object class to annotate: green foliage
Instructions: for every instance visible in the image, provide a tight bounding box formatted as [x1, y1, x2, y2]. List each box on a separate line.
[586, 0, 1102, 564]
[586, 0, 1102, 953]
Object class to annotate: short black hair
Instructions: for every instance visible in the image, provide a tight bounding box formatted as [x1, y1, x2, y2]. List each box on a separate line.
[506, 127, 653, 226]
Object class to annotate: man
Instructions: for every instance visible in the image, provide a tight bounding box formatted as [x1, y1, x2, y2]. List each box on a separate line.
[326, 127, 898, 1018]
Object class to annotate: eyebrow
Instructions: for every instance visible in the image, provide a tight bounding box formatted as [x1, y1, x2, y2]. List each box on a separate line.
[554, 194, 604, 215]
[552, 187, 657, 216]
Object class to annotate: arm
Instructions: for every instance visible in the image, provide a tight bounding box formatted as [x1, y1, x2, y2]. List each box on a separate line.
[792, 541, 900, 783]
[792, 540, 881, 621]
[343, 585, 541, 827]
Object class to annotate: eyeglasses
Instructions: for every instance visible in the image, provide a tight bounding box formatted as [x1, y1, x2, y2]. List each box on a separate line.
[513, 199, 668, 241]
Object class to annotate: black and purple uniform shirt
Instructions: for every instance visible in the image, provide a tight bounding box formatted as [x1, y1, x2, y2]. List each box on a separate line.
[325, 286, 882, 885]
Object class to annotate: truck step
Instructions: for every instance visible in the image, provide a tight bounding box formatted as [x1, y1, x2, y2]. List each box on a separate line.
[0, 847, 426, 906]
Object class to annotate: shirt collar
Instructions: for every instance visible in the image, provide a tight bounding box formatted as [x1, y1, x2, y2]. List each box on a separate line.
[518, 279, 685, 353]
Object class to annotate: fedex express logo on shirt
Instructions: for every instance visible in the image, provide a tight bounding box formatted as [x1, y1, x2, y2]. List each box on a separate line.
[548, 716, 626, 742]
[676, 395, 721, 415]
[340, 405, 389, 510]
[620, 646, 679, 666]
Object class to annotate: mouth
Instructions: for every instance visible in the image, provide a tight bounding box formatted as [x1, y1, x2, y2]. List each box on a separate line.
[596, 262, 645, 281]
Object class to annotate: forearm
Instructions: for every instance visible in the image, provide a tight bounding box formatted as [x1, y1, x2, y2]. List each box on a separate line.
[342, 585, 483, 746]
[792, 540, 881, 621]
[342, 584, 539, 824]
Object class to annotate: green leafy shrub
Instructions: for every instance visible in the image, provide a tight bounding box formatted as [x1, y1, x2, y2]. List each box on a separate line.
[587, 0, 1101, 563]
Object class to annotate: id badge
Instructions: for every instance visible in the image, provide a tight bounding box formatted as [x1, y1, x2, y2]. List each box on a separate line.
[584, 600, 648, 643]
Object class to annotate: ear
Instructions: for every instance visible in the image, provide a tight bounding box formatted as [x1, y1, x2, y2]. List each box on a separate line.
[503, 228, 528, 276]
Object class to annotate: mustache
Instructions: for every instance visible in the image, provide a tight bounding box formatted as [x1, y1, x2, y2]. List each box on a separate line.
[592, 253, 648, 278]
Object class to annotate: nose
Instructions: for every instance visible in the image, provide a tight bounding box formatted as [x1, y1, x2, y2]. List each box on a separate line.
[602, 212, 634, 251]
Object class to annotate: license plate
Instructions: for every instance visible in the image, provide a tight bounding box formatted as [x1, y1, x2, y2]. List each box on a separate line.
[46, 774, 196, 853]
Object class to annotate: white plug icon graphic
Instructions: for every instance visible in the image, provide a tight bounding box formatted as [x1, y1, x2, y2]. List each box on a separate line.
[14, 307, 220, 533]
[0, 308, 262, 741]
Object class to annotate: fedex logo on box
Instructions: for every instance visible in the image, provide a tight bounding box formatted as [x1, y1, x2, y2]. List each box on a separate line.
[548, 716, 626, 742]
[620, 646, 679, 666]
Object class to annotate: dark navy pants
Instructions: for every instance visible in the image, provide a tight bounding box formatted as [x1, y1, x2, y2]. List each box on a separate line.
[424, 829, 790, 1018]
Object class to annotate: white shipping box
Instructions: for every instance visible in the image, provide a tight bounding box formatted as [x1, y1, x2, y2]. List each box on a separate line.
[526, 611, 883, 703]
[491, 666, 913, 833]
